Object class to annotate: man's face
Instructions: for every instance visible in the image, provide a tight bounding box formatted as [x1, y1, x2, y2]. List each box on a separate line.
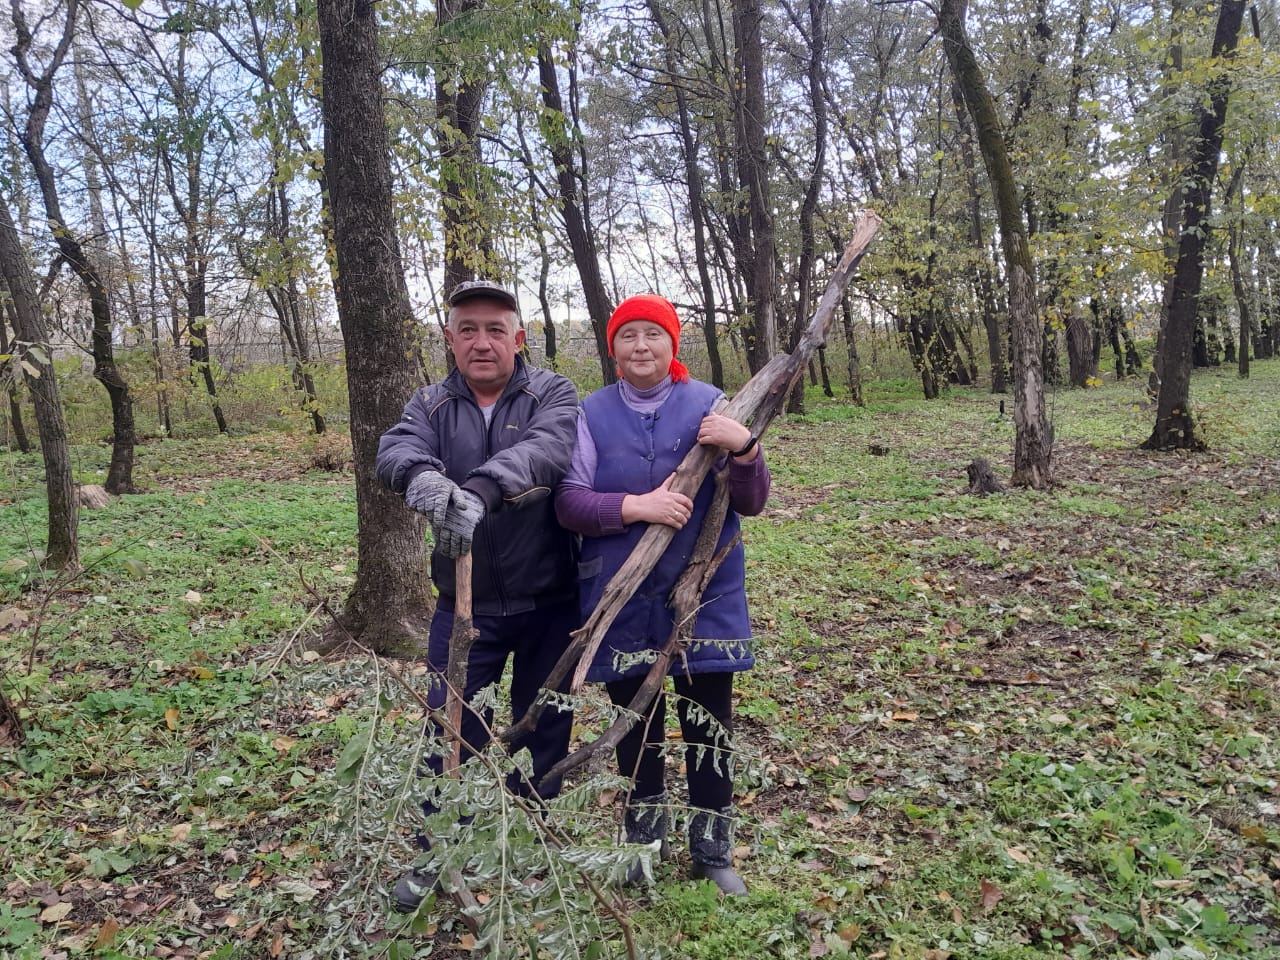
[445, 299, 525, 397]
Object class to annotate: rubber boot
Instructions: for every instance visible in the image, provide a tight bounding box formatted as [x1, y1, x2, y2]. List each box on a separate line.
[622, 793, 670, 885]
[688, 807, 747, 896]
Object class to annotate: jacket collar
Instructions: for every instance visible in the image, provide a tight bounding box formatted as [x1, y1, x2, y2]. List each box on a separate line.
[444, 353, 531, 407]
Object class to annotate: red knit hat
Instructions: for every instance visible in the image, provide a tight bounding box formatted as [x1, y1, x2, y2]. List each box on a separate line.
[606, 294, 690, 383]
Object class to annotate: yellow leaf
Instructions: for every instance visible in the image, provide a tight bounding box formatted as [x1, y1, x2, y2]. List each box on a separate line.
[272, 736, 298, 753]
[891, 711, 919, 722]
[171, 823, 193, 841]
[183, 590, 202, 605]
[41, 902, 73, 923]
[214, 883, 238, 899]
[165, 707, 180, 730]
[1005, 846, 1032, 864]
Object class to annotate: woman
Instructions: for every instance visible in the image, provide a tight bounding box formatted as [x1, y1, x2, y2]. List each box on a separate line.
[556, 294, 770, 895]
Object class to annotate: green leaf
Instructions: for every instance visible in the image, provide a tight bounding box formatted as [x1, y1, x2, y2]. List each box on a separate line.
[335, 724, 372, 786]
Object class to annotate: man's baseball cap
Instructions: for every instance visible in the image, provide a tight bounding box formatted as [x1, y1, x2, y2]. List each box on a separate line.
[447, 280, 520, 317]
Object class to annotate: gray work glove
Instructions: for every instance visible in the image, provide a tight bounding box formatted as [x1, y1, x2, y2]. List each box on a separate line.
[405, 471, 458, 527]
[437, 489, 485, 559]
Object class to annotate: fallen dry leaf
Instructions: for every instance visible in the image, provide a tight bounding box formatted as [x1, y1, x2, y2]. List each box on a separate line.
[93, 917, 121, 950]
[40, 902, 73, 923]
[1005, 846, 1032, 864]
[980, 878, 1003, 913]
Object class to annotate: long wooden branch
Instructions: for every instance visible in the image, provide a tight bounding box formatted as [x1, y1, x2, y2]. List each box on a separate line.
[499, 211, 881, 746]
[537, 471, 738, 787]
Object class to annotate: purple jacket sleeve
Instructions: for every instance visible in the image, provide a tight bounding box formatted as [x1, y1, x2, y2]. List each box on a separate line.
[555, 412, 772, 534]
[555, 413, 629, 536]
[725, 447, 771, 516]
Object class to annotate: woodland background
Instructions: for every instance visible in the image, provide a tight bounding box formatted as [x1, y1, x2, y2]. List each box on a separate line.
[0, 0, 1278, 957]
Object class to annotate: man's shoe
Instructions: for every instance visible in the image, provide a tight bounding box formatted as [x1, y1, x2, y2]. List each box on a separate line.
[392, 867, 440, 914]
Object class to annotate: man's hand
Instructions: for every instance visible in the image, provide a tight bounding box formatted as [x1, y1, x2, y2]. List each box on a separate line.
[405, 471, 459, 526]
[437, 489, 486, 558]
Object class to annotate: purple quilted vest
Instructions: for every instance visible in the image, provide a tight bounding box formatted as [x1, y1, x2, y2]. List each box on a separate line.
[578, 379, 754, 682]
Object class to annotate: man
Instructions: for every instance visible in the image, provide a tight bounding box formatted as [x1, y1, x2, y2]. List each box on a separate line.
[376, 280, 579, 912]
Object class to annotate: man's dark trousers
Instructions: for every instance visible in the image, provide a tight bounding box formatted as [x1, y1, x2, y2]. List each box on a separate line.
[416, 598, 576, 837]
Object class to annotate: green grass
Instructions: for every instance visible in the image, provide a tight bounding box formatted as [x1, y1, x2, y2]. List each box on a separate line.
[3, 362, 1280, 958]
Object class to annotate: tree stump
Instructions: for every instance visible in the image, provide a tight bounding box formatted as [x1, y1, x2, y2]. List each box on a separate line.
[77, 484, 111, 509]
[966, 458, 1005, 496]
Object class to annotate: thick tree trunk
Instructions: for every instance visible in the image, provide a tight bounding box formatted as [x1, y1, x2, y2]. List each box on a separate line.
[1065, 309, 1095, 387]
[537, 44, 616, 385]
[318, 0, 432, 654]
[731, 0, 777, 373]
[938, 0, 1051, 488]
[0, 193, 77, 571]
[1143, 0, 1246, 451]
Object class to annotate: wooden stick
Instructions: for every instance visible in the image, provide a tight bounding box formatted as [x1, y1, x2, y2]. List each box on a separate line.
[444, 552, 478, 775]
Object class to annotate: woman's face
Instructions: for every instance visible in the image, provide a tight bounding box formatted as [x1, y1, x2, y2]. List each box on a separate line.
[613, 320, 674, 389]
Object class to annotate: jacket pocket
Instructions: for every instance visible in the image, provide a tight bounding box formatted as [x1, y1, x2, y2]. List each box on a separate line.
[577, 555, 603, 581]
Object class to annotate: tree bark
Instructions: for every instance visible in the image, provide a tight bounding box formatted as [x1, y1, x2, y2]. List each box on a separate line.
[318, 0, 432, 653]
[12, 0, 136, 492]
[537, 43, 616, 385]
[938, 0, 1051, 488]
[0, 299, 32, 452]
[649, 0, 724, 389]
[1143, 0, 1247, 451]
[0, 193, 77, 571]
[731, 0, 777, 372]
[436, 0, 490, 297]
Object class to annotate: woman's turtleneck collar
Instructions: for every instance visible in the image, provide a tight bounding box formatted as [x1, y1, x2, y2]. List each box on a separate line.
[618, 375, 674, 411]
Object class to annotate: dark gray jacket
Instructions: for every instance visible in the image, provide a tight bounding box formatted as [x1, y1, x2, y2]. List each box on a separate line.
[376, 356, 579, 615]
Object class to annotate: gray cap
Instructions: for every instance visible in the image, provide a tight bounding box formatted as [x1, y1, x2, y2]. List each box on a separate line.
[447, 280, 520, 317]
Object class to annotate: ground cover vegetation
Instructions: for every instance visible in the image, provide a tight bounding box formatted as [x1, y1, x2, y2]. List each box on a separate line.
[1, 359, 1277, 959]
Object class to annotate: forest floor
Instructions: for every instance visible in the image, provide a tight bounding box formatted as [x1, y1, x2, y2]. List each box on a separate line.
[1, 362, 1278, 960]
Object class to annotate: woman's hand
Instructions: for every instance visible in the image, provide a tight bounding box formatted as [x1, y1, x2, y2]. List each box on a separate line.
[621, 473, 694, 528]
[698, 413, 756, 460]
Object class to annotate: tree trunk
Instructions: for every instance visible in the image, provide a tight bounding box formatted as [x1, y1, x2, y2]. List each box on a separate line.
[731, 0, 777, 372]
[318, 0, 432, 653]
[649, 0, 724, 389]
[1143, 0, 1246, 451]
[1065, 309, 1095, 387]
[0, 299, 32, 452]
[12, 0, 136, 492]
[537, 43, 616, 385]
[938, 0, 1051, 488]
[436, 0, 490, 297]
[0, 193, 77, 570]
[839, 295, 863, 405]
[1231, 220, 1250, 379]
